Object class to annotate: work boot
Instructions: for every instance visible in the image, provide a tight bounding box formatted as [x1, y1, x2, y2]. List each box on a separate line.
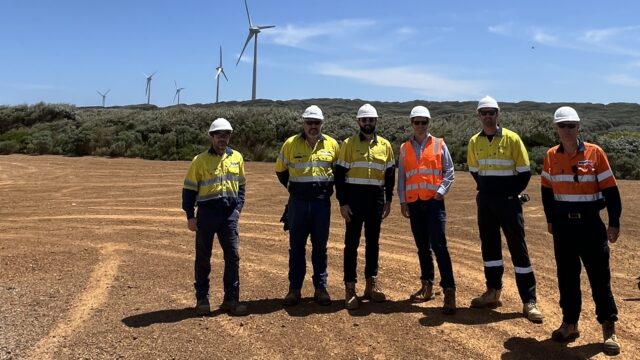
[345, 282, 359, 310]
[442, 288, 456, 315]
[602, 320, 621, 355]
[410, 280, 435, 303]
[363, 276, 386, 302]
[220, 299, 248, 316]
[470, 288, 502, 308]
[551, 322, 580, 342]
[283, 289, 301, 307]
[314, 288, 332, 306]
[523, 301, 544, 323]
[195, 298, 210, 315]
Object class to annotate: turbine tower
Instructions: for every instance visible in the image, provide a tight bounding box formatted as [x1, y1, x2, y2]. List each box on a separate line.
[215, 45, 229, 103]
[144, 71, 157, 104]
[173, 80, 185, 105]
[236, 0, 274, 101]
[96, 89, 110, 107]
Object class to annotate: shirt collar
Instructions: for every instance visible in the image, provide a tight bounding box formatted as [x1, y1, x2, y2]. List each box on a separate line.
[359, 132, 378, 143]
[208, 146, 233, 156]
[557, 138, 585, 153]
[411, 133, 431, 146]
[480, 126, 503, 137]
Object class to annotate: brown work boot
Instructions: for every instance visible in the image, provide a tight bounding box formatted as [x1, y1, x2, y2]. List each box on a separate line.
[220, 299, 248, 316]
[551, 322, 580, 342]
[410, 280, 435, 302]
[363, 276, 386, 302]
[283, 289, 301, 307]
[602, 320, 621, 355]
[345, 282, 359, 310]
[314, 288, 332, 306]
[442, 288, 456, 315]
[523, 301, 544, 323]
[470, 288, 502, 308]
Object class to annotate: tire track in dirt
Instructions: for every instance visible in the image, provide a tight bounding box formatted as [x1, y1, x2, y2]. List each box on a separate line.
[25, 243, 126, 360]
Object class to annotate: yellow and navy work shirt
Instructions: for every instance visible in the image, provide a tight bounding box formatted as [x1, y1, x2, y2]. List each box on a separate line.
[335, 133, 395, 206]
[467, 127, 531, 196]
[540, 139, 622, 226]
[182, 146, 246, 219]
[275, 133, 339, 200]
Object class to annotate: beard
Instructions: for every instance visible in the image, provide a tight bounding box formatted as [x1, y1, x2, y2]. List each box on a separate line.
[359, 124, 375, 134]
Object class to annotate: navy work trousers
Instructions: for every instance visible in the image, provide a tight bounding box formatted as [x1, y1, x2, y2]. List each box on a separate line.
[287, 197, 331, 290]
[476, 192, 536, 303]
[194, 206, 240, 302]
[408, 199, 455, 289]
[343, 200, 384, 283]
[552, 215, 618, 324]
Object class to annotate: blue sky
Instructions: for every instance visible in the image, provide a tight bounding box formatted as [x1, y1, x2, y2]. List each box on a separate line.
[2, 0, 640, 107]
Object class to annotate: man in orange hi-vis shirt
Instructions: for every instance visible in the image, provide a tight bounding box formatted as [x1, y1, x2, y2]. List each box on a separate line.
[541, 106, 622, 356]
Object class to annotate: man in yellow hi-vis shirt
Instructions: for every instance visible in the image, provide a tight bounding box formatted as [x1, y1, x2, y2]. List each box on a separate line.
[335, 103, 395, 310]
[275, 105, 340, 307]
[182, 118, 247, 316]
[467, 96, 543, 323]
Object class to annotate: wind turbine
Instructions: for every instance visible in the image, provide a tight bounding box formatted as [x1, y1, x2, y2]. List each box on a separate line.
[96, 89, 110, 107]
[144, 71, 157, 104]
[236, 0, 275, 101]
[173, 80, 185, 105]
[215, 45, 229, 103]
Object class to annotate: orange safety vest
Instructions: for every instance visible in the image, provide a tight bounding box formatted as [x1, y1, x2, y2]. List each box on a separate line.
[402, 137, 443, 203]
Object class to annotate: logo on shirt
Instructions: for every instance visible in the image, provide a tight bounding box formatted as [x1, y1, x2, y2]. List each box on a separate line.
[577, 160, 593, 167]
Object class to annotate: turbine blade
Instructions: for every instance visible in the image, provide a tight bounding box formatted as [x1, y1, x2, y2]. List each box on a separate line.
[174, 80, 178, 89]
[236, 32, 254, 65]
[244, 0, 252, 27]
[215, 68, 222, 79]
[173, 91, 178, 103]
[150, 70, 157, 78]
[222, 70, 229, 81]
[105, 89, 110, 95]
[97, 90, 102, 96]
[219, 45, 223, 66]
[258, 25, 275, 29]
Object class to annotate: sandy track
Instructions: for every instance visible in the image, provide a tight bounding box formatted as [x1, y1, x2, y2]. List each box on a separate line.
[1, 154, 639, 359]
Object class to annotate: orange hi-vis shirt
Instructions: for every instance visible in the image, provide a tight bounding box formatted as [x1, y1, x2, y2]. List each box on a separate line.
[541, 141, 617, 212]
[401, 137, 443, 203]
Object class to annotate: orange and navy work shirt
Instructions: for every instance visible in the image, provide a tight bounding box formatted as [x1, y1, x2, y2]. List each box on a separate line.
[541, 140, 618, 218]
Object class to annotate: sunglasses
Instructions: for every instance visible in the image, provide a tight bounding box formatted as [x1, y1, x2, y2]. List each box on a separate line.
[359, 117, 376, 123]
[557, 123, 577, 129]
[571, 165, 579, 183]
[304, 120, 322, 126]
[210, 131, 231, 137]
[479, 110, 497, 116]
[412, 120, 429, 125]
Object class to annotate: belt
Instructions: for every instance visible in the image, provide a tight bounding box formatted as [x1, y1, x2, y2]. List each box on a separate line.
[567, 213, 582, 219]
[565, 212, 598, 220]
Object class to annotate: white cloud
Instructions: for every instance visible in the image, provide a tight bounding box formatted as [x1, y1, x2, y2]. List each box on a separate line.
[532, 30, 558, 45]
[580, 26, 640, 44]
[605, 73, 640, 87]
[315, 64, 482, 99]
[394, 26, 416, 36]
[488, 23, 514, 36]
[267, 19, 376, 48]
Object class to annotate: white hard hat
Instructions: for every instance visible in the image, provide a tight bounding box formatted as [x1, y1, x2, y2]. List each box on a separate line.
[357, 103, 378, 118]
[553, 106, 580, 123]
[208, 118, 233, 133]
[302, 105, 324, 120]
[477, 95, 500, 110]
[410, 106, 431, 119]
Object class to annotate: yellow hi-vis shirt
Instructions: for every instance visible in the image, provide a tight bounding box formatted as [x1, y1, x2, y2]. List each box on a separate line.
[467, 127, 530, 194]
[275, 133, 339, 199]
[337, 134, 395, 186]
[183, 148, 246, 204]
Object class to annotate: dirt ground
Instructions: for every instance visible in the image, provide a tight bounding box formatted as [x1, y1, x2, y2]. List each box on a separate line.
[1, 154, 639, 360]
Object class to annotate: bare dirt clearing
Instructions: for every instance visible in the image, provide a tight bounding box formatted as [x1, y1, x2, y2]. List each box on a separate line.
[1, 154, 639, 359]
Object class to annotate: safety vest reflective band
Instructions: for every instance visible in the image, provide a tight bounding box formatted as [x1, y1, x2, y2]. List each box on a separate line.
[183, 148, 245, 204]
[541, 141, 617, 204]
[275, 134, 339, 185]
[337, 134, 395, 187]
[467, 128, 530, 176]
[402, 137, 443, 202]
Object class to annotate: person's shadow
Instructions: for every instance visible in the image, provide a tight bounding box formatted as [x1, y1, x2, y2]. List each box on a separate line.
[502, 336, 602, 359]
[419, 306, 522, 327]
[344, 299, 425, 317]
[122, 298, 285, 328]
